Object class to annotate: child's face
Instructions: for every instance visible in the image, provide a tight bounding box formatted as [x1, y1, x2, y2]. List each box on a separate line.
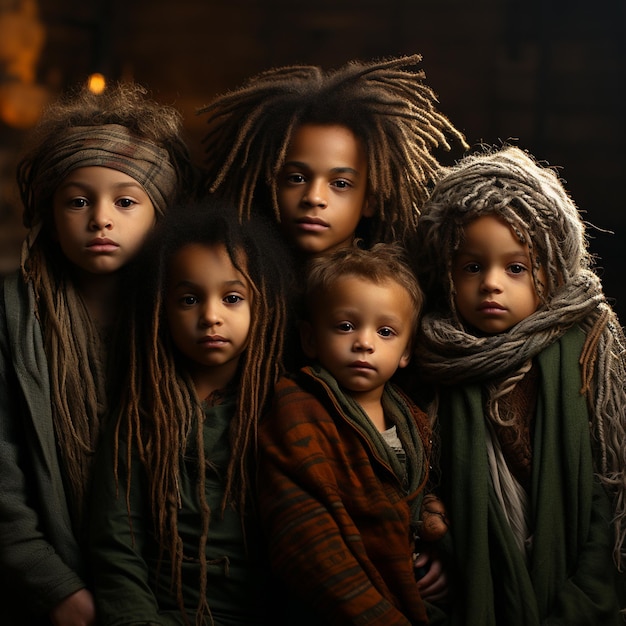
[277, 124, 373, 256]
[165, 244, 251, 387]
[452, 215, 542, 335]
[301, 275, 413, 401]
[53, 166, 156, 275]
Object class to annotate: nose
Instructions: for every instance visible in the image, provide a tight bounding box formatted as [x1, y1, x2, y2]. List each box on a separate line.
[88, 202, 113, 231]
[480, 268, 503, 293]
[199, 300, 222, 327]
[352, 331, 374, 353]
[301, 179, 328, 209]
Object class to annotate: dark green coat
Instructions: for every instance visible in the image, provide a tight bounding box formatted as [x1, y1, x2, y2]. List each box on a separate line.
[437, 326, 621, 625]
[0, 273, 86, 625]
[89, 395, 269, 625]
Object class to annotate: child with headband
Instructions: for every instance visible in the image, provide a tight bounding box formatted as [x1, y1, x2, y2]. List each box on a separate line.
[0, 82, 192, 626]
[414, 145, 625, 625]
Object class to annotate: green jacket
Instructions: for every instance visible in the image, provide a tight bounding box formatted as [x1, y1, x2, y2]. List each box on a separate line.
[437, 326, 621, 625]
[0, 273, 86, 625]
[89, 395, 270, 626]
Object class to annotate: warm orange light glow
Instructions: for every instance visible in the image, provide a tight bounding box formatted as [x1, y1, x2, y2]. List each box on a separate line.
[0, 81, 48, 128]
[88, 73, 106, 94]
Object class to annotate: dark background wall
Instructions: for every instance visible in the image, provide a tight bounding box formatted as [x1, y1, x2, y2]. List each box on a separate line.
[1, 0, 625, 319]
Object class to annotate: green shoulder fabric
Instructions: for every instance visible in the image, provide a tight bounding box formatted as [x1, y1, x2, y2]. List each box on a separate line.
[438, 326, 621, 625]
[306, 364, 427, 514]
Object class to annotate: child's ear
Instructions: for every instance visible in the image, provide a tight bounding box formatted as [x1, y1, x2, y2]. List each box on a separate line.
[299, 320, 318, 359]
[361, 194, 375, 218]
[398, 344, 411, 369]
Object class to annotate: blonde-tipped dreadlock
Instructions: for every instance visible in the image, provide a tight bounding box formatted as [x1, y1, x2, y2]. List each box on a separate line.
[16, 82, 191, 530]
[199, 54, 467, 244]
[114, 201, 292, 624]
[414, 145, 626, 570]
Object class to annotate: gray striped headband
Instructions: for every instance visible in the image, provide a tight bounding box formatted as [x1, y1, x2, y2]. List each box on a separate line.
[26, 123, 177, 224]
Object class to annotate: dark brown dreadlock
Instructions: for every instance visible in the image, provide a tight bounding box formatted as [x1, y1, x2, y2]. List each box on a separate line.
[113, 200, 292, 624]
[199, 54, 467, 244]
[15, 82, 192, 530]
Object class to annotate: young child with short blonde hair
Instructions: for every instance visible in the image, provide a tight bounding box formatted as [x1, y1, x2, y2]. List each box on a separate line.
[257, 243, 448, 625]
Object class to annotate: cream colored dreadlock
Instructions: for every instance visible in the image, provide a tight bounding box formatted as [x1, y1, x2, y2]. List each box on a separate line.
[200, 54, 467, 243]
[414, 145, 626, 569]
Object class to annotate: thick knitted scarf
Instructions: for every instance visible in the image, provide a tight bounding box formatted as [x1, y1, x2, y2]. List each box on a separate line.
[434, 329, 621, 625]
[418, 276, 626, 566]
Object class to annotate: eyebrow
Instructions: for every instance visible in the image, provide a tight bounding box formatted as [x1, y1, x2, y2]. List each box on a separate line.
[333, 308, 403, 325]
[172, 279, 248, 290]
[283, 161, 361, 177]
[456, 246, 530, 258]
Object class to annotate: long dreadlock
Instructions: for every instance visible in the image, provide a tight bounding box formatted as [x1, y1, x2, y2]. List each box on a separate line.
[15, 82, 191, 530]
[114, 201, 292, 624]
[199, 54, 467, 244]
[413, 145, 626, 569]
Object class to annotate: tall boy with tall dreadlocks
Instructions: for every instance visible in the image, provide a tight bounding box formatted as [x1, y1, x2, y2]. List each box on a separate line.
[413, 145, 626, 625]
[0, 82, 192, 626]
[199, 54, 467, 257]
[88, 202, 293, 625]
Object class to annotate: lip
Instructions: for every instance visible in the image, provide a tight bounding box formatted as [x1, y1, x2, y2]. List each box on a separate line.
[86, 237, 119, 253]
[198, 335, 228, 347]
[294, 216, 329, 231]
[349, 360, 375, 371]
[478, 301, 506, 313]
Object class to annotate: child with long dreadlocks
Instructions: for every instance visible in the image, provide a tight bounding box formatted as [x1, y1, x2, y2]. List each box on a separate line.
[88, 201, 293, 625]
[0, 82, 192, 626]
[413, 145, 626, 625]
[199, 54, 467, 260]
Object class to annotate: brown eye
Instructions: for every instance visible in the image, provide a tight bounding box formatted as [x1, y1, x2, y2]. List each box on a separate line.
[224, 294, 243, 304]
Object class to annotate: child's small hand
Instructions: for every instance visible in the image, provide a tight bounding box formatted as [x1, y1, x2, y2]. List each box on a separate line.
[414, 494, 450, 601]
[414, 551, 449, 602]
[419, 494, 450, 542]
[49, 589, 96, 626]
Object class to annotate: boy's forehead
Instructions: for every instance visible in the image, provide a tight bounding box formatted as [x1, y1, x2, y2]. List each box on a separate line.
[312, 274, 414, 311]
[286, 123, 367, 161]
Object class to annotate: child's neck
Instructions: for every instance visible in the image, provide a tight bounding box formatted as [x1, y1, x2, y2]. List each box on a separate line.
[74, 271, 120, 331]
[349, 389, 387, 432]
[190, 358, 240, 403]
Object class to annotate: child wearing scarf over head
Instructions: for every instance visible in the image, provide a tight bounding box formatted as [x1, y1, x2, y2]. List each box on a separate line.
[0, 82, 192, 626]
[413, 145, 626, 625]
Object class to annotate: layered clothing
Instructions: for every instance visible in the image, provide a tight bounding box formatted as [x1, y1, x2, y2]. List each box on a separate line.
[257, 364, 433, 625]
[413, 143, 626, 624]
[420, 324, 622, 625]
